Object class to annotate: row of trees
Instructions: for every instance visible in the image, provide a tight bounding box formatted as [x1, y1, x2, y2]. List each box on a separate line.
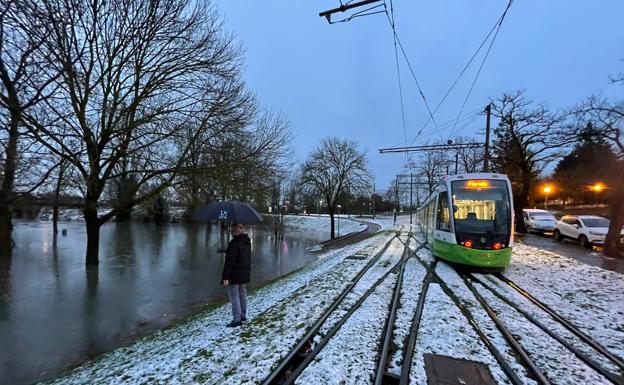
[0, 0, 292, 263]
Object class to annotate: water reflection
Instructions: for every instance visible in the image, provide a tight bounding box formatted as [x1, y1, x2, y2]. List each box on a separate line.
[0, 220, 326, 385]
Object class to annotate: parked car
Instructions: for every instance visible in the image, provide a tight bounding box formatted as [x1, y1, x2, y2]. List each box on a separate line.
[553, 215, 613, 248]
[522, 209, 557, 234]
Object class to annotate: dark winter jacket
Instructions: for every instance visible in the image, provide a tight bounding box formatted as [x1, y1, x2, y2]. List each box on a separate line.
[222, 233, 252, 284]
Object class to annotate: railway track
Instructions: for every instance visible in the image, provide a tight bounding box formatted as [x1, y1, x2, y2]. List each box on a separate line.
[409, 230, 623, 385]
[373, 240, 427, 385]
[261, 229, 409, 385]
[457, 272, 624, 385]
[405, 236, 529, 385]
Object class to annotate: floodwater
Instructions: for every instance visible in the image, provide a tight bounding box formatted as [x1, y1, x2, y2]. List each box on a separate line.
[0, 220, 327, 385]
[516, 232, 624, 273]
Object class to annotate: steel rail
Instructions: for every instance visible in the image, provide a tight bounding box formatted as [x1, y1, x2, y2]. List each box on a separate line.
[465, 273, 623, 385]
[410, 244, 527, 385]
[460, 273, 552, 385]
[398, 260, 437, 385]
[374, 242, 426, 385]
[261, 230, 404, 385]
[280, 237, 412, 385]
[495, 273, 624, 371]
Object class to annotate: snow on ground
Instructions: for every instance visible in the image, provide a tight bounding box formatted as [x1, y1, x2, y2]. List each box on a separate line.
[410, 283, 514, 385]
[284, 215, 365, 235]
[475, 281, 612, 385]
[387, 258, 427, 376]
[504, 244, 624, 359]
[296, 275, 398, 385]
[44, 230, 398, 385]
[317, 236, 405, 337]
[476, 273, 622, 375]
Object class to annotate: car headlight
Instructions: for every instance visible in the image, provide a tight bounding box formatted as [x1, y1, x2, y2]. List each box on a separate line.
[589, 231, 605, 236]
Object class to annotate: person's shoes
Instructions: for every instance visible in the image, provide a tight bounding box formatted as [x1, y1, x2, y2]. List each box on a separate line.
[241, 316, 247, 322]
[226, 321, 242, 328]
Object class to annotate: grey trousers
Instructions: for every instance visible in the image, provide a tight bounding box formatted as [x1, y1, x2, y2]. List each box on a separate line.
[227, 284, 247, 322]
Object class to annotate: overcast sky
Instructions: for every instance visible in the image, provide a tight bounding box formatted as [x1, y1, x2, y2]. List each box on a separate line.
[214, 1, 624, 191]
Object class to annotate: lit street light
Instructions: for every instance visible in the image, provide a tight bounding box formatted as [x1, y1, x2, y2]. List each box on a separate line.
[591, 183, 605, 204]
[543, 185, 553, 210]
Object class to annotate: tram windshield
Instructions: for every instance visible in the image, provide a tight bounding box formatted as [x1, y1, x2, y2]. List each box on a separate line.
[451, 180, 511, 235]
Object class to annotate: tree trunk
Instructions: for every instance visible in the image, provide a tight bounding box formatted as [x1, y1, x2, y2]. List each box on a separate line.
[52, 161, 65, 236]
[84, 206, 101, 265]
[604, 190, 624, 258]
[0, 206, 13, 257]
[0, 112, 20, 257]
[329, 210, 335, 239]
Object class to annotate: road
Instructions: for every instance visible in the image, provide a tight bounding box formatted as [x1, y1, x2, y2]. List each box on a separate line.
[515, 232, 624, 273]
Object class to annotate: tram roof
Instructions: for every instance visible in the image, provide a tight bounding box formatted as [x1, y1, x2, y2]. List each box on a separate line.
[440, 173, 510, 183]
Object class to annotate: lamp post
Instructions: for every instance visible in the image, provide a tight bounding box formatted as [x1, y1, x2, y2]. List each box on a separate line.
[543, 185, 553, 210]
[336, 204, 342, 237]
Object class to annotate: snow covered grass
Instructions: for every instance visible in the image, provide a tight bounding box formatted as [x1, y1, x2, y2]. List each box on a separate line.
[43, 230, 399, 385]
[284, 215, 365, 235]
[504, 244, 624, 359]
[409, 283, 514, 385]
[296, 275, 398, 385]
[474, 281, 612, 385]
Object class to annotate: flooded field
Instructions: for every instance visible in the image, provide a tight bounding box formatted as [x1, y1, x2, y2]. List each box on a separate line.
[0, 220, 328, 385]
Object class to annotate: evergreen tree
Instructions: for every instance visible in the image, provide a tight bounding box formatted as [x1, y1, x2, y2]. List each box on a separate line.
[553, 123, 618, 204]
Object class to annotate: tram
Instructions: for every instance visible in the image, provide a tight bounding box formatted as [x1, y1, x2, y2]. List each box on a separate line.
[417, 173, 514, 269]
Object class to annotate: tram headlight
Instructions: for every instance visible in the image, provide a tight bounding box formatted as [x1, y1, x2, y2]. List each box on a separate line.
[462, 240, 473, 248]
[493, 242, 503, 250]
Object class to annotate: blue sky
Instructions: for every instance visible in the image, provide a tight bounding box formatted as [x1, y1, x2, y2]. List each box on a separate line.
[214, 1, 624, 189]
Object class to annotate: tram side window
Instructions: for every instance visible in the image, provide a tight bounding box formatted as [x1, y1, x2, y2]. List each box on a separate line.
[436, 192, 451, 231]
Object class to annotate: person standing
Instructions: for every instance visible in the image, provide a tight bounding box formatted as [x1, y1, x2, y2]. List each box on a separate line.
[222, 222, 251, 327]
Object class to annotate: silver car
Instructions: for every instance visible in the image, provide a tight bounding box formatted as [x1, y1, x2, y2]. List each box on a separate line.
[522, 209, 557, 234]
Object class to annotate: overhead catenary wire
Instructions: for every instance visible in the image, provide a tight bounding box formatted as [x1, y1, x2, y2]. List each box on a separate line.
[415, 0, 517, 142]
[388, 0, 409, 162]
[448, 0, 515, 139]
[384, 7, 440, 134]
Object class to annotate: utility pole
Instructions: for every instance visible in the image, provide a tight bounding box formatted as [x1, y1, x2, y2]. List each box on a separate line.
[483, 103, 492, 172]
[409, 173, 413, 225]
[394, 178, 399, 225]
[372, 182, 375, 220]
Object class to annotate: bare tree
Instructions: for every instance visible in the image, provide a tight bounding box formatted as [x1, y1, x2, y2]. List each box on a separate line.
[300, 137, 371, 239]
[490, 90, 568, 233]
[570, 88, 624, 257]
[21, 0, 252, 264]
[0, 0, 59, 256]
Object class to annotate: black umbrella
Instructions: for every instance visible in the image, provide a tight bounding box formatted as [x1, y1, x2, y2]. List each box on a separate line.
[193, 200, 263, 224]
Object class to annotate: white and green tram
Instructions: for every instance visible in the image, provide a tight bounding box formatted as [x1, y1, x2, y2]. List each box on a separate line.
[417, 173, 514, 269]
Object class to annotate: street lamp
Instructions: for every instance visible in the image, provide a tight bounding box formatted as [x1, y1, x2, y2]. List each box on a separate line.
[591, 183, 605, 204]
[543, 185, 553, 210]
[336, 204, 342, 237]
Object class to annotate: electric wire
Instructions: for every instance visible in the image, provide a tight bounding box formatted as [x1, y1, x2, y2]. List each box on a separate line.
[384, 8, 440, 133]
[414, 1, 516, 142]
[448, 0, 515, 138]
[389, 0, 409, 162]
[330, 3, 385, 24]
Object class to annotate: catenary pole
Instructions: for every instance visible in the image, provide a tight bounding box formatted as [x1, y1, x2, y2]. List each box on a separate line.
[484, 103, 492, 172]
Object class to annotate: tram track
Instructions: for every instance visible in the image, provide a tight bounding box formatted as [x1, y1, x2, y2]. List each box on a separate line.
[261, 228, 410, 385]
[412, 233, 623, 385]
[456, 272, 624, 385]
[407, 234, 545, 385]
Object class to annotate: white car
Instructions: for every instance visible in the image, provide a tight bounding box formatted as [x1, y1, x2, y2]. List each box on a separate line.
[522, 209, 557, 234]
[553, 215, 613, 248]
